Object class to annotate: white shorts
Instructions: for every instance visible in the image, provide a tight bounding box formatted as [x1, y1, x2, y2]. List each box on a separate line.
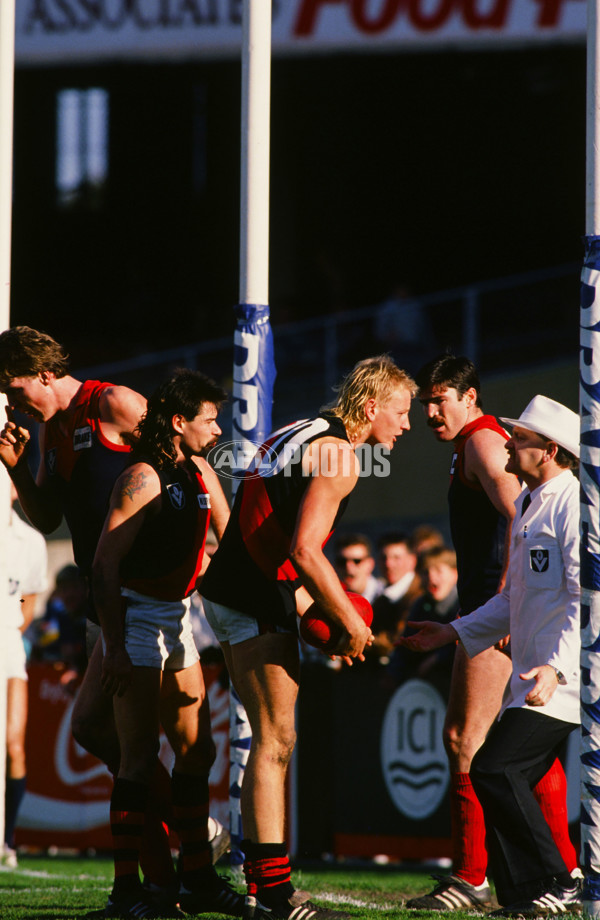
[116, 589, 200, 670]
[203, 598, 293, 646]
[4, 628, 27, 681]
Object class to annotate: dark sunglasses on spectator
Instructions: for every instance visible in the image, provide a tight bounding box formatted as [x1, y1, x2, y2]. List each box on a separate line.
[336, 555, 369, 566]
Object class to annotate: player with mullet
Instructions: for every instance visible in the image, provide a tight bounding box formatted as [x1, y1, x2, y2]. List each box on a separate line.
[92, 369, 240, 920]
[201, 355, 416, 920]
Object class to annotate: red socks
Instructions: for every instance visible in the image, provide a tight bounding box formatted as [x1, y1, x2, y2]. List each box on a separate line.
[451, 760, 578, 887]
[533, 758, 577, 873]
[450, 772, 488, 886]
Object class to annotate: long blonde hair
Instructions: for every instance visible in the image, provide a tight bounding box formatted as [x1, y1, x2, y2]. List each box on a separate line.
[328, 355, 417, 441]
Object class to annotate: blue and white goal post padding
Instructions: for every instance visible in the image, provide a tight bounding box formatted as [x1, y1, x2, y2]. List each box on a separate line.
[228, 302, 277, 870]
[580, 235, 600, 912]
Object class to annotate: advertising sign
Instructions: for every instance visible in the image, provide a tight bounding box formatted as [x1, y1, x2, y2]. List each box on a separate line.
[15, 0, 586, 66]
[17, 662, 231, 850]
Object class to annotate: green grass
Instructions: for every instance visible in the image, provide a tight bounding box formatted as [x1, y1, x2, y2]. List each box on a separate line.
[0, 856, 449, 920]
[0, 855, 582, 920]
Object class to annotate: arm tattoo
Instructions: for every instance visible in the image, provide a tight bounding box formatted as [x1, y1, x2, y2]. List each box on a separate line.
[121, 470, 148, 502]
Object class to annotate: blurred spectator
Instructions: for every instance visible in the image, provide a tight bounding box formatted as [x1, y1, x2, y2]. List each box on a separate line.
[32, 564, 88, 688]
[411, 523, 445, 558]
[334, 532, 384, 604]
[3, 485, 48, 868]
[368, 532, 423, 664]
[387, 546, 459, 693]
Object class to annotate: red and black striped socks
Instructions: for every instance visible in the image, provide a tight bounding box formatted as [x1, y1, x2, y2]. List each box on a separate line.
[110, 777, 147, 896]
[171, 770, 214, 889]
[243, 840, 294, 907]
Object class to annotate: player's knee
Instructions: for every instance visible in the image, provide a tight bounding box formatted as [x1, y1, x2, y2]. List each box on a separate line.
[443, 722, 462, 758]
[72, 718, 106, 762]
[121, 740, 162, 785]
[254, 723, 296, 768]
[444, 722, 482, 765]
[272, 727, 296, 766]
[72, 711, 119, 770]
[71, 705, 96, 750]
[178, 735, 216, 773]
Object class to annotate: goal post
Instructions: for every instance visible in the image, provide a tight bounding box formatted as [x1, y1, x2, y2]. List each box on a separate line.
[228, 0, 277, 872]
[0, 0, 16, 855]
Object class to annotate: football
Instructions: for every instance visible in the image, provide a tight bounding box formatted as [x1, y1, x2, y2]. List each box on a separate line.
[299, 591, 373, 653]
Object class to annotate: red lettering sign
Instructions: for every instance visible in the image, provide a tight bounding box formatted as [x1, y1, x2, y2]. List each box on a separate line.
[295, 0, 521, 36]
[350, 0, 400, 33]
[533, 0, 571, 27]
[407, 0, 454, 32]
[462, 0, 509, 28]
[294, 0, 345, 36]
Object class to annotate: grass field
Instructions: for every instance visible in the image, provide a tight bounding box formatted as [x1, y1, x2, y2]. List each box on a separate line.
[0, 854, 487, 920]
[0, 855, 586, 920]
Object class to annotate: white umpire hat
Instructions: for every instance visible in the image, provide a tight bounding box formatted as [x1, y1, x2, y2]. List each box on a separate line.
[500, 395, 580, 460]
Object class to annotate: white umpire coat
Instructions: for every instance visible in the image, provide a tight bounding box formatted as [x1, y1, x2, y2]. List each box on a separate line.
[6, 509, 48, 630]
[453, 468, 580, 725]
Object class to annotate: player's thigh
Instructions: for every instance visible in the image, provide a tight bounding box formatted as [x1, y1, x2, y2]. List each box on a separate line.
[113, 666, 162, 777]
[445, 642, 512, 736]
[72, 632, 113, 728]
[228, 632, 300, 741]
[160, 661, 211, 758]
[6, 677, 27, 746]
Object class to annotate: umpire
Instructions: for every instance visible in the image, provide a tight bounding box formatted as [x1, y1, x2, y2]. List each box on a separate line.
[399, 395, 581, 918]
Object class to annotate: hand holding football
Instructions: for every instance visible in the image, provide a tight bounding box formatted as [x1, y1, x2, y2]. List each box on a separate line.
[299, 592, 373, 653]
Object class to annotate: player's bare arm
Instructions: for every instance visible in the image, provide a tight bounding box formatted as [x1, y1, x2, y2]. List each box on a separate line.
[194, 456, 230, 540]
[290, 440, 371, 658]
[92, 463, 161, 696]
[193, 457, 230, 588]
[0, 407, 32, 472]
[98, 385, 147, 446]
[0, 411, 63, 533]
[0, 405, 30, 467]
[464, 427, 521, 590]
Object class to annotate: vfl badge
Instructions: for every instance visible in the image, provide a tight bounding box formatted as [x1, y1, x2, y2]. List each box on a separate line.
[198, 494, 211, 509]
[530, 548, 549, 573]
[73, 426, 92, 451]
[450, 452, 457, 476]
[167, 483, 186, 510]
[46, 448, 57, 475]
